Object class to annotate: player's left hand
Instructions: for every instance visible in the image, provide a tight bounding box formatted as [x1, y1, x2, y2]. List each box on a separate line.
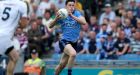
[67, 9, 73, 16]
[68, 12, 72, 16]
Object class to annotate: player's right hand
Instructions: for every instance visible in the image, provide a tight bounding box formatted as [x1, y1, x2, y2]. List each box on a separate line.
[55, 12, 62, 20]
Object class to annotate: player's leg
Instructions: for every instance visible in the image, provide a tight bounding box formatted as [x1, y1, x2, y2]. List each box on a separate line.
[6, 47, 19, 75]
[55, 53, 69, 75]
[64, 44, 76, 75]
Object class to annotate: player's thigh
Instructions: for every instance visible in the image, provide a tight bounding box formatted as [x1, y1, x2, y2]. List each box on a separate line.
[64, 44, 76, 56]
[59, 39, 76, 56]
[8, 49, 19, 62]
[60, 53, 69, 64]
[0, 37, 19, 61]
[0, 37, 12, 55]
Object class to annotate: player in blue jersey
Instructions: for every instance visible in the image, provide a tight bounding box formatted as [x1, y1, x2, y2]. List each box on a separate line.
[49, 0, 87, 75]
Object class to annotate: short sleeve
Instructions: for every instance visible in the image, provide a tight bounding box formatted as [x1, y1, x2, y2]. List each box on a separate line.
[74, 10, 82, 17]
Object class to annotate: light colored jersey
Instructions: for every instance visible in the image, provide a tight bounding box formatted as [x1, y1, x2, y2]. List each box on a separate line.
[0, 0, 28, 38]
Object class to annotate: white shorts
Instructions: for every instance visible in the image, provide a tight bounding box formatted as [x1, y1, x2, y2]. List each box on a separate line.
[0, 36, 13, 55]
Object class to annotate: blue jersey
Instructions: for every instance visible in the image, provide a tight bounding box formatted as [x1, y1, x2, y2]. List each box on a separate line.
[57, 10, 82, 42]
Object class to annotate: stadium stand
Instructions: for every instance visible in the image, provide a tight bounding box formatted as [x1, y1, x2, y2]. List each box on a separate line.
[45, 54, 140, 67]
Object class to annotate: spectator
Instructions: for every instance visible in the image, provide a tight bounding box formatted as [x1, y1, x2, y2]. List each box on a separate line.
[75, 0, 83, 11]
[130, 29, 140, 54]
[30, 13, 37, 21]
[127, 0, 137, 16]
[96, 24, 108, 41]
[50, 3, 58, 19]
[114, 16, 122, 27]
[27, 20, 44, 56]
[81, 23, 89, 37]
[78, 35, 90, 54]
[99, 3, 116, 25]
[122, 18, 133, 38]
[24, 49, 45, 75]
[136, 2, 140, 19]
[79, 24, 90, 54]
[97, 31, 117, 60]
[36, 17, 50, 54]
[96, 35, 107, 60]
[36, 0, 52, 17]
[105, 32, 117, 59]
[15, 28, 28, 51]
[89, 15, 99, 33]
[15, 27, 29, 61]
[78, 31, 98, 54]
[107, 22, 118, 38]
[127, 10, 137, 28]
[115, 2, 125, 17]
[114, 30, 130, 55]
[88, 31, 98, 54]
[42, 9, 53, 32]
[29, 0, 41, 7]
[121, 9, 127, 25]
[51, 0, 66, 9]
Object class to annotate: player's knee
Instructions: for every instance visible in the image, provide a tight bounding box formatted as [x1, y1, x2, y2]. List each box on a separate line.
[15, 55, 19, 62]
[11, 54, 19, 62]
[69, 52, 76, 57]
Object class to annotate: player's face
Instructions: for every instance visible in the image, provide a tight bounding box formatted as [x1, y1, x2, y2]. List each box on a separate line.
[66, 2, 75, 13]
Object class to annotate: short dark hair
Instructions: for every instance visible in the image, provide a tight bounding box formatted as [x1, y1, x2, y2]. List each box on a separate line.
[102, 24, 107, 26]
[65, 0, 75, 5]
[45, 9, 51, 14]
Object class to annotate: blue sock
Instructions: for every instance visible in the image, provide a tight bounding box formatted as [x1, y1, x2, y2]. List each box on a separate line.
[68, 69, 72, 75]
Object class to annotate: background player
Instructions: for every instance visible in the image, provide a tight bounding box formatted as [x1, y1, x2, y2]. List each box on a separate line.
[0, 0, 29, 75]
[49, 0, 87, 75]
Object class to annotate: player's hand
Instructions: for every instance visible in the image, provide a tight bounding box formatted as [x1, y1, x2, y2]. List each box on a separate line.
[55, 12, 62, 20]
[68, 9, 72, 16]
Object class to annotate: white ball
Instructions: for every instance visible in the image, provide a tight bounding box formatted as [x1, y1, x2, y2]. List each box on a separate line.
[58, 8, 68, 19]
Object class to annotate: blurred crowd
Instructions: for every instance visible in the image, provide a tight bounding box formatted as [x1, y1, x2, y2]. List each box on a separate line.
[14, 0, 140, 60]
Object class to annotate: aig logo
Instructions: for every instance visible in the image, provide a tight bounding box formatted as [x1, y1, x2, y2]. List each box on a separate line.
[98, 70, 113, 75]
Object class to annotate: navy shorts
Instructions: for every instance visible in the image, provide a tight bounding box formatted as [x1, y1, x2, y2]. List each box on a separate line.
[59, 39, 77, 52]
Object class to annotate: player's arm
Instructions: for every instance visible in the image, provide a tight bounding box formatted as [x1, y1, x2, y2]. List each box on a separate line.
[49, 12, 61, 28]
[69, 11, 87, 25]
[70, 14, 87, 25]
[49, 18, 58, 28]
